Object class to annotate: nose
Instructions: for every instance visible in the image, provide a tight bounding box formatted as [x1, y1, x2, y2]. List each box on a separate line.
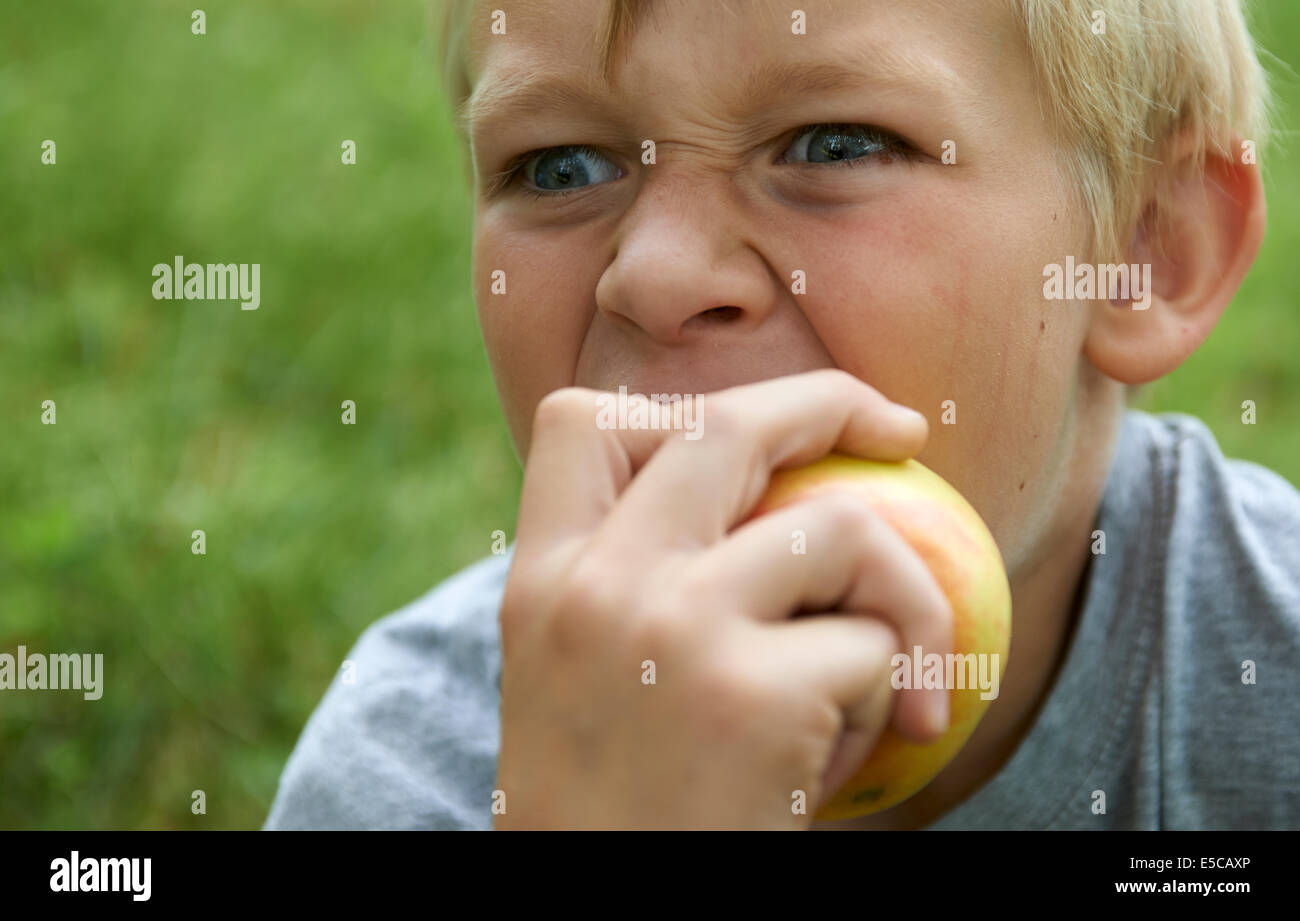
[594, 171, 780, 344]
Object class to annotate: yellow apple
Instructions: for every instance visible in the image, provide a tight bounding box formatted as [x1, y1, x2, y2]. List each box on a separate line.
[747, 453, 1012, 821]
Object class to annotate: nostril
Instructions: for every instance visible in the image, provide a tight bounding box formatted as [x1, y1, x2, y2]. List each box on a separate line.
[697, 305, 744, 323]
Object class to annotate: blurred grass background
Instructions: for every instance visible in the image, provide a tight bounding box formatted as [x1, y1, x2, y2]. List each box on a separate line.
[0, 0, 1297, 829]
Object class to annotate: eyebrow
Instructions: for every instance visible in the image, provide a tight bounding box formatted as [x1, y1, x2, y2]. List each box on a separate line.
[465, 50, 961, 148]
[739, 51, 960, 104]
[462, 70, 622, 143]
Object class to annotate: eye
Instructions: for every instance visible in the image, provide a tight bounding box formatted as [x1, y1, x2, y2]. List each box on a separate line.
[516, 144, 622, 195]
[778, 123, 908, 165]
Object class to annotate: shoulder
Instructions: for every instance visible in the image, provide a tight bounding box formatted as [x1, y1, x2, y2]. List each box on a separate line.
[1128, 410, 1300, 606]
[349, 549, 511, 683]
[263, 550, 512, 830]
[1123, 411, 1300, 826]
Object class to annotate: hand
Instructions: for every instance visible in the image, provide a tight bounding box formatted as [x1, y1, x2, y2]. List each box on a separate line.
[493, 369, 953, 829]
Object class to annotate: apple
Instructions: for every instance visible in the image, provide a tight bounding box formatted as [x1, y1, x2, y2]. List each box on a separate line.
[746, 453, 1012, 821]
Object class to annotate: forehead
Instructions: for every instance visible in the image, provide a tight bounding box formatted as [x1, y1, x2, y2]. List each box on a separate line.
[465, 0, 1001, 83]
[463, 0, 633, 103]
[463, 0, 1008, 134]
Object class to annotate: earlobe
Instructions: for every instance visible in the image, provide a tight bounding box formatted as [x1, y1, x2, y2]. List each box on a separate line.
[1083, 135, 1266, 385]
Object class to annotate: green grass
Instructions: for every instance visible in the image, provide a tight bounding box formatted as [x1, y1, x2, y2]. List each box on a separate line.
[1, 0, 520, 829]
[0, 0, 1297, 829]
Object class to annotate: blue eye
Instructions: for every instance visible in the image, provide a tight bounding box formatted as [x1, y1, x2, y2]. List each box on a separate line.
[781, 123, 902, 165]
[521, 144, 621, 194]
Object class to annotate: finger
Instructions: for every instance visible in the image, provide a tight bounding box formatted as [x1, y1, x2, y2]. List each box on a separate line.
[603, 369, 927, 552]
[756, 612, 939, 751]
[515, 387, 677, 550]
[819, 728, 879, 809]
[688, 490, 953, 737]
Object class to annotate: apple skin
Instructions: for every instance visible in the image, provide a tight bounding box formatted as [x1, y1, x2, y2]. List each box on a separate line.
[746, 453, 1012, 821]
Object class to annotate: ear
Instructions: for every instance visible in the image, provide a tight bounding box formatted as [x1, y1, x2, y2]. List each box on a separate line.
[1083, 133, 1266, 385]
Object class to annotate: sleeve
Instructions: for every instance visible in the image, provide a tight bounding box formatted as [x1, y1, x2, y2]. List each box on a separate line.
[1159, 421, 1300, 828]
[263, 555, 508, 830]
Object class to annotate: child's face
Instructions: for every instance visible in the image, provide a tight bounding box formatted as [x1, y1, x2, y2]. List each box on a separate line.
[466, 0, 1107, 579]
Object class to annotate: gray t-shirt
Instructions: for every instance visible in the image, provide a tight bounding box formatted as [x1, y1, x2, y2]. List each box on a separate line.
[264, 409, 1300, 830]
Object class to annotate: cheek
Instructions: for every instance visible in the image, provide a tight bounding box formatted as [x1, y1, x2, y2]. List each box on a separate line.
[788, 206, 1083, 574]
[473, 214, 596, 449]
[908, 302, 1076, 573]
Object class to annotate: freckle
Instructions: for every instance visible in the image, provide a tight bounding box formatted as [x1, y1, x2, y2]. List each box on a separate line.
[1052, 213, 1057, 221]
[1040, 321, 1045, 332]
[1033, 433, 1038, 439]
[1019, 481, 1025, 491]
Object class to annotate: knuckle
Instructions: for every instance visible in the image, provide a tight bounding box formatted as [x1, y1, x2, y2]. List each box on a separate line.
[805, 694, 845, 741]
[556, 555, 623, 618]
[543, 607, 599, 663]
[674, 561, 722, 612]
[629, 574, 707, 651]
[816, 366, 865, 396]
[844, 666, 893, 732]
[700, 393, 743, 440]
[498, 559, 551, 641]
[544, 556, 625, 651]
[532, 387, 594, 433]
[697, 395, 766, 472]
[628, 605, 690, 661]
[815, 493, 880, 545]
[795, 692, 847, 738]
[866, 626, 905, 683]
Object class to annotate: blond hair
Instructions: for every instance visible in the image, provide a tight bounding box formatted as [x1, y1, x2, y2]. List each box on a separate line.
[437, 0, 1272, 264]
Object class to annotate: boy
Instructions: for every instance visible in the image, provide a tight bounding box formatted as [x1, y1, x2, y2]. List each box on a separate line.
[265, 0, 1300, 829]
